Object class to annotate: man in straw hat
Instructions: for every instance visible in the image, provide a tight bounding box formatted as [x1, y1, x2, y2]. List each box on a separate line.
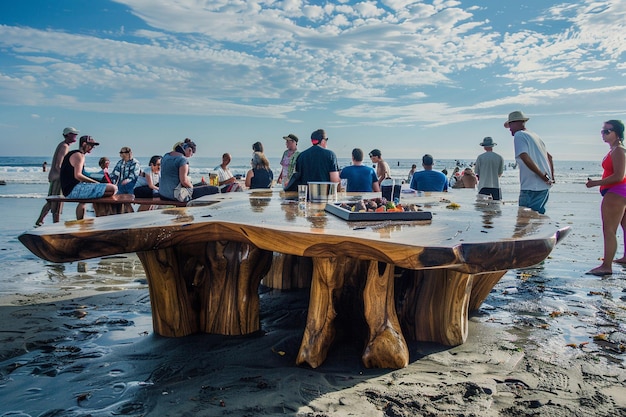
[505, 110, 554, 214]
[475, 136, 504, 200]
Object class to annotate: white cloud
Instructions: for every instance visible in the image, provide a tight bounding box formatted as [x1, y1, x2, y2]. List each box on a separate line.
[0, 0, 624, 148]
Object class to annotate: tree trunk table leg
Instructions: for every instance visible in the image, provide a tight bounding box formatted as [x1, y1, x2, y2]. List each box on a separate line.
[362, 261, 409, 369]
[263, 253, 313, 290]
[397, 269, 473, 346]
[469, 271, 506, 312]
[296, 257, 344, 368]
[137, 248, 199, 337]
[199, 241, 272, 335]
[137, 242, 272, 337]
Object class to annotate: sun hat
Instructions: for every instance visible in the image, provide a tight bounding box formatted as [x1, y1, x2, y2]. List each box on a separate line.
[79, 135, 99, 146]
[480, 137, 497, 147]
[504, 111, 529, 128]
[422, 154, 434, 166]
[283, 133, 299, 143]
[63, 127, 79, 136]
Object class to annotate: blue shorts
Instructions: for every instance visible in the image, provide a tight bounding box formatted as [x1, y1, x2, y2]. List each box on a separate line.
[519, 189, 549, 214]
[66, 182, 108, 199]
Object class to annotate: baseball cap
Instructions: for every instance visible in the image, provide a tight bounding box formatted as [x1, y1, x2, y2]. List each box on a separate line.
[79, 135, 100, 146]
[283, 133, 298, 143]
[63, 127, 79, 136]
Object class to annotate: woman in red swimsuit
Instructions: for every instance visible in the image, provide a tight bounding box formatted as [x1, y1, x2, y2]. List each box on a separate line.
[586, 119, 626, 276]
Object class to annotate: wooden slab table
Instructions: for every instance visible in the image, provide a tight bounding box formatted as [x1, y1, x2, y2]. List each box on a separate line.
[20, 190, 569, 369]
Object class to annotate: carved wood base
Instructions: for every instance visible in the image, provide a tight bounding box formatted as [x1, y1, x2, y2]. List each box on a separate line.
[297, 257, 408, 369]
[362, 261, 409, 368]
[469, 271, 507, 312]
[296, 257, 345, 368]
[137, 241, 272, 337]
[262, 253, 313, 289]
[396, 269, 474, 346]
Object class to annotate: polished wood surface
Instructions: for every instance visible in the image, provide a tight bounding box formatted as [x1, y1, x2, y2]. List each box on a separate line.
[20, 189, 569, 369]
[24, 190, 567, 270]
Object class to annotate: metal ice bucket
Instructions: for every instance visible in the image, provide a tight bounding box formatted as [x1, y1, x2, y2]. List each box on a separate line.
[308, 181, 338, 203]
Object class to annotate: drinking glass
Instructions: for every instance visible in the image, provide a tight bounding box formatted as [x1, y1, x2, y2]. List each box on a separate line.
[298, 184, 308, 202]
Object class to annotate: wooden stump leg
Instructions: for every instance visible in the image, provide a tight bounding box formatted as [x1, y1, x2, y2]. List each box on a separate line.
[296, 257, 344, 368]
[262, 253, 313, 290]
[137, 242, 272, 337]
[138, 248, 199, 337]
[362, 261, 409, 369]
[469, 271, 507, 312]
[397, 269, 473, 346]
[200, 241, 272, 335]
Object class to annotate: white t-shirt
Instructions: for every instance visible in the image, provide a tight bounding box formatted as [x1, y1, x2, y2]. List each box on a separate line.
[514, 130, 551, 191]
[216, 166, 234, 183]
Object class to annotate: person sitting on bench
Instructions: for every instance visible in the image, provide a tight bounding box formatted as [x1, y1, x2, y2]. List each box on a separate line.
[60, 136, 117, 220]
[159, 138, 219, 202]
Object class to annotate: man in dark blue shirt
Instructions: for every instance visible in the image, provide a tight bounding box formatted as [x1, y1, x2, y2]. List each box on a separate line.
[294, 129, 340, 186]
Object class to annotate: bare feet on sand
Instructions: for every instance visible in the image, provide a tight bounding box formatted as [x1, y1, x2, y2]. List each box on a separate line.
[613, 257, 626, 264]
[585, 267, 613, 276]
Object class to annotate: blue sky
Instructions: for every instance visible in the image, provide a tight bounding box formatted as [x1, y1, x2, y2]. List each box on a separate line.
[0, 0, 624, 161]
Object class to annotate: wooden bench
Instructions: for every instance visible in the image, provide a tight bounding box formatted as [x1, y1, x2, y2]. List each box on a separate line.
[46, 194, 188, 216]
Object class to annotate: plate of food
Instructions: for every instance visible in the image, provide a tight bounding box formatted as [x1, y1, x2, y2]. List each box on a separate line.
[325, 198, 432, 221]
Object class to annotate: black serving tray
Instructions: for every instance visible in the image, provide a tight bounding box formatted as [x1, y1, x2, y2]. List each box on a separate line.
[325, 203, 432, 221]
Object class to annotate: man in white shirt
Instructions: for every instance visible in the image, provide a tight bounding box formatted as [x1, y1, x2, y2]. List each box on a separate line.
[505, 111, 554, 214]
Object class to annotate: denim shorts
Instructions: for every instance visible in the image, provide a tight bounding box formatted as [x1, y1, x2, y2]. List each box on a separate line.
[66, 182, 108, 199]
[519, 189, 549, 214]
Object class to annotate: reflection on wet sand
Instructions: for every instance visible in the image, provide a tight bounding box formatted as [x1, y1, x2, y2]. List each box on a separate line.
[45, 255, 148, 293]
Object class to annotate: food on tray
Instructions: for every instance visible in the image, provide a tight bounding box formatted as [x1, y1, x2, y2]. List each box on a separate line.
[338, 198, 423, 213]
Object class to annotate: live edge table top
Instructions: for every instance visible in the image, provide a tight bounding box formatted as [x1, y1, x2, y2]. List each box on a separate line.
[19, 189, 569, 274]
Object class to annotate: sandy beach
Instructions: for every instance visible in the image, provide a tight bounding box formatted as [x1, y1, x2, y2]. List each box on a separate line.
[1, 160, 626, 416]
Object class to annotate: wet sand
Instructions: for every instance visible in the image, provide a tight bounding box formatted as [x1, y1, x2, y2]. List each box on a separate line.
[1, 194, 625, 416]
